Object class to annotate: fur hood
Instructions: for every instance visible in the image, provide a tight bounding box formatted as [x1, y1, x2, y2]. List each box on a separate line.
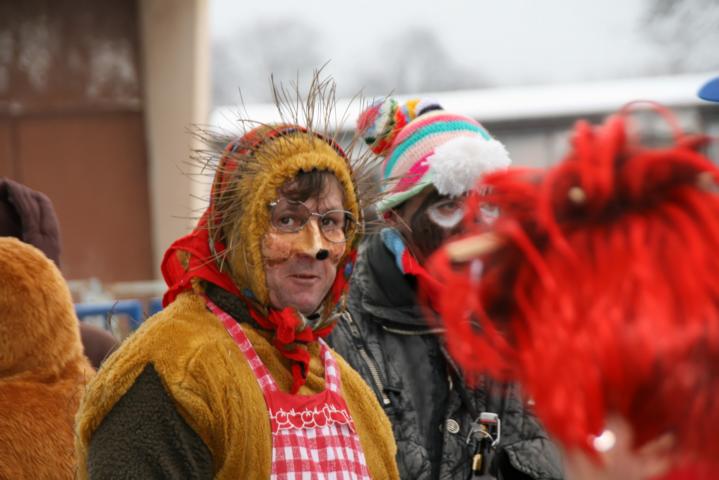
[0, 237, 92, 479]
[0, 238, 83, 376]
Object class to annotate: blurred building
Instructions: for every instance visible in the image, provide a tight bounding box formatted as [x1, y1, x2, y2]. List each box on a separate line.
[0, 0, 209, 286]
[3, 0, 717, 291]
[453, 74, 719, 168]
[212, 73, 719, 168]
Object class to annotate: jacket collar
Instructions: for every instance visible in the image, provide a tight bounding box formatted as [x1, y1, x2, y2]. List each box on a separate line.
[352, 229, 434, 329]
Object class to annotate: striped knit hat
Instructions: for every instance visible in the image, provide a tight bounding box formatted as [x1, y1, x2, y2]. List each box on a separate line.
[358, 98, 511, 212]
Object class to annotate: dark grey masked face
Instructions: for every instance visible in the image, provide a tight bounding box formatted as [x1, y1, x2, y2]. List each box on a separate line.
[394, 186, 499, 263]
[395, 189, 465, 263]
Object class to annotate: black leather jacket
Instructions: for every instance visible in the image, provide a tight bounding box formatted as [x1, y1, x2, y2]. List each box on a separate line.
[328, 234, 564, 480]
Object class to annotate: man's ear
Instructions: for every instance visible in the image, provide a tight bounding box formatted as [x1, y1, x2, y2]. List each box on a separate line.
[384, 208, 413, 235]
[384, 209, 400, 228]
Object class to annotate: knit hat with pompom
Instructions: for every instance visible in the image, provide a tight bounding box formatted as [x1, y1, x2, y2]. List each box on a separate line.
[357, 98, 512, 212]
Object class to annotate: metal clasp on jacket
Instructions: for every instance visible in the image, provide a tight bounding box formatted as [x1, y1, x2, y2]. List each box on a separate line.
[471, 412, 500, 447]
[467, 412, 501, 477]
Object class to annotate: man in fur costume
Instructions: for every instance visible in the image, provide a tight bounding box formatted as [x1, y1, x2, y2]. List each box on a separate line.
[328, 98, 563, 480]
[0, 237, 93, 479]
[75, 77, 400, 479]
[429, 103, 719, 479]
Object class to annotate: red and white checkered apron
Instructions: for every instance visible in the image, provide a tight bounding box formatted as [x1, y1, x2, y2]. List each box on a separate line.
[207, 299, 372, 480]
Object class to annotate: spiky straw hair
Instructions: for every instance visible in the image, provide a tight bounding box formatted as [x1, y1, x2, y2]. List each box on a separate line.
[189, 72, 383, 316]
[428, 103, 719, 474]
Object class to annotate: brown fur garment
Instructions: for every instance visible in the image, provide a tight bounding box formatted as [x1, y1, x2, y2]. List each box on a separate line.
[0, 237, 93, 479]
[76, 291, 399, 479]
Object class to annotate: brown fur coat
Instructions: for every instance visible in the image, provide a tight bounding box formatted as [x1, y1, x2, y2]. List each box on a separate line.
[0, 238, 93, 479]
[76, 291, 399, 479]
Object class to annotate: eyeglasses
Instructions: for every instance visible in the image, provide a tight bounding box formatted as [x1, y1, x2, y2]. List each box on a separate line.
[268, 198, 357, 244]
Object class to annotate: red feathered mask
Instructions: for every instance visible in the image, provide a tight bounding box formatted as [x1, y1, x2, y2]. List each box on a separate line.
[427, 102, 719, 477]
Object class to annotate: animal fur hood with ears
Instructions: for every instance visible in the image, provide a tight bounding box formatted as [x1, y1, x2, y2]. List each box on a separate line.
[0, 237, 93, 479]
[161, 75, 382, 394]
[163, 75, 381, 319]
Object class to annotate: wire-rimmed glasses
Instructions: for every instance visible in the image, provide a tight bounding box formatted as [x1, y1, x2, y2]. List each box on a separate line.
[268, 198, 357, 244]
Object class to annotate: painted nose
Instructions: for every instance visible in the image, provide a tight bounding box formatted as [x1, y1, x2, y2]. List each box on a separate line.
[296, 218, 326, 258]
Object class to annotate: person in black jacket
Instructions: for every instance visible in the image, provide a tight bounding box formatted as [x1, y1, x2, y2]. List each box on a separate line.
[328, 98, 563, 480]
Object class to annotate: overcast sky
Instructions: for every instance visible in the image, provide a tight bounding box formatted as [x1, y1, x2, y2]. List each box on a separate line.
[213, 0, 659, 83]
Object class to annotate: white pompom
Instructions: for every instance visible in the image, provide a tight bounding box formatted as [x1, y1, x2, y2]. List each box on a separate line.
[426, 136, 512, 196]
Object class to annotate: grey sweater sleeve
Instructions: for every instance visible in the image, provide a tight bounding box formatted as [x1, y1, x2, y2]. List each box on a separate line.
[87, 363, 214, 479]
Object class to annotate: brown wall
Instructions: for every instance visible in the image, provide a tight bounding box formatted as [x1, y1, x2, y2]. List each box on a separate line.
[0, 0, 153, 282]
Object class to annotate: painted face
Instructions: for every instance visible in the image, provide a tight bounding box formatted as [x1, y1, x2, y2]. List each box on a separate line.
[390, 187, 466, 263]
[261, 176, 347, 315]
